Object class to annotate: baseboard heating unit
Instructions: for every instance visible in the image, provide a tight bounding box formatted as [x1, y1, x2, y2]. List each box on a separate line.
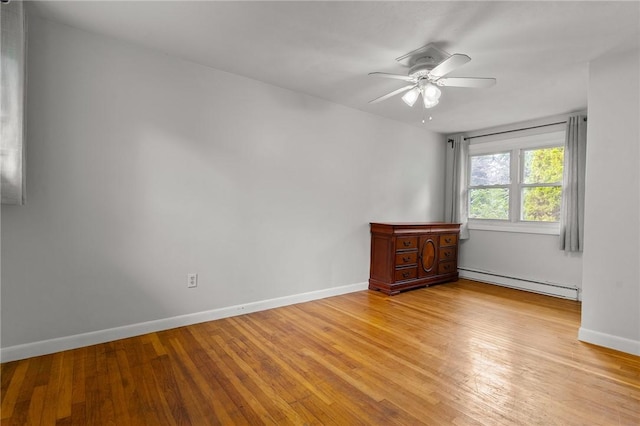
[458, 267, 580, 300]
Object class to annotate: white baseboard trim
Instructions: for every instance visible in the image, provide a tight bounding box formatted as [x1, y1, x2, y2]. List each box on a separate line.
[1, 281, 369, 363]
[578, 327, 640, 356]
[459, 267, 579, 300]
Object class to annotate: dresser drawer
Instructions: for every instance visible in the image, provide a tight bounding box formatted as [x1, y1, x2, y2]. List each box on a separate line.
[395, 236, 418, 251]
[439, 247, 456, 262]
[394, 267, 417, 282]
[438, 261, 456, 275]
[395, 252, 418, 266]
[439, 234, 457, 247]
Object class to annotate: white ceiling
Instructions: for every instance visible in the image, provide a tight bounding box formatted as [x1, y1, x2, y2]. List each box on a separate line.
[29, 1, 640, 134]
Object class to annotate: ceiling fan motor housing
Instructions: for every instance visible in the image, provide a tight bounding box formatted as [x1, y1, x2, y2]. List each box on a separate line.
[408, 61, 436, 79]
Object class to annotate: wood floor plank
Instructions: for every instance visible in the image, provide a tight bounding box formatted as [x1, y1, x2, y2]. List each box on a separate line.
[232, 313, 336, 405]
[150, 354, 192, 425]
[105, 345, 131, 426]
[189, 326, 278, 424]
[211, 333, 307, 425]
[55, 351, 73, 421]
[174, 330, 249, 424]
[165, 337, 226, 425]
[0, 359, 29, 420]
[0, 362, 18, 408]
[40, 352, 63, 425]
[8, 357, 43, 423]
[137, 353, 176, 425]
[69, 401, 85, 426]
[2, 279, 640, 425]
[25, 385, 45, 426]
[69, 347, 86, 408]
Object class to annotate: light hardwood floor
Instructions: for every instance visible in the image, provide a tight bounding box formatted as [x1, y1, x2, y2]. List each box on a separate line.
[2, 279, 639, 425]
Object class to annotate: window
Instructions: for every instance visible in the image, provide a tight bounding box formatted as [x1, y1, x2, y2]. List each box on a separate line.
[469, 152, 510, 220]
[468, 131, 564, 234]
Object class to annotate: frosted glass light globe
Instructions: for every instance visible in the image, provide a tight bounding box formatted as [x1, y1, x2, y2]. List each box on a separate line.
[401, 87, 420, 107]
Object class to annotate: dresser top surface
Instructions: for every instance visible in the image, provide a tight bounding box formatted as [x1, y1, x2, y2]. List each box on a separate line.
[370, 222, 459, 226]
[370, 222, 461, 234]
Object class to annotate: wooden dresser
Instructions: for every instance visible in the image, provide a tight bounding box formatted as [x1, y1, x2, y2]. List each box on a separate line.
[369, 222, 460, 295]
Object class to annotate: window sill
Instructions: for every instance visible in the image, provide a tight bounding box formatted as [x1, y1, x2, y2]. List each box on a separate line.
[468, 221, 560, 235]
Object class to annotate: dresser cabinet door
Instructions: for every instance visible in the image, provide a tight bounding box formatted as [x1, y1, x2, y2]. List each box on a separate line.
[418, 235, 438, 278]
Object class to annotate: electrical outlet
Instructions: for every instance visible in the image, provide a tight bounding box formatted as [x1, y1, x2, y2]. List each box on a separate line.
[187, 273, 198, 288]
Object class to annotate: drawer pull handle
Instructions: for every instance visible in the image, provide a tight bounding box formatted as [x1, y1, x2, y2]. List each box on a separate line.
[403, 256, 411, 262]
[444, 252, 451, 257]
[402, 272, 410, 278]
[445, 238, 451, 243]
[403, 241, 411, 247]
[444, 265, 450, 270]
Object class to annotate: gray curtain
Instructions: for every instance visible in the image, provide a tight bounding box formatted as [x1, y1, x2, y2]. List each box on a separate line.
[444, 134, 470, 239]
[1, 0, 26, 205]
[559, 115, 587, 252]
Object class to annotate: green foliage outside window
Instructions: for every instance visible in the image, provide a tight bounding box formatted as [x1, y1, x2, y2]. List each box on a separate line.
[522, 147, 564, 222]
[469, 188, 509, 220]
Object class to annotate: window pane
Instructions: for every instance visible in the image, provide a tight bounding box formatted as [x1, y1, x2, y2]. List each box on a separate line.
[521, 186, 562, 222]
[469, 188, 509, 220]
[523, 147, 564, 184]
[470, 153, 510, 186]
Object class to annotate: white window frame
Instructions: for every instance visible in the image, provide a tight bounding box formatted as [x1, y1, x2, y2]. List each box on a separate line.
[468, 131, 565, 235]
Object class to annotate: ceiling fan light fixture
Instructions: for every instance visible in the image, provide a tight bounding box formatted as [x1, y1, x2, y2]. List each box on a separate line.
[401, 87, 420, 107]
[423, 97, 439, 109]
[422, 82, 442, 101]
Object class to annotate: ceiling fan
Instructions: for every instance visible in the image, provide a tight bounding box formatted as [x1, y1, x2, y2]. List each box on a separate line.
[369, 43, 496, 109]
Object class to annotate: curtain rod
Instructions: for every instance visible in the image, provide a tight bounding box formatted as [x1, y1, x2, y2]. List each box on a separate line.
[447, 117, 587, 146]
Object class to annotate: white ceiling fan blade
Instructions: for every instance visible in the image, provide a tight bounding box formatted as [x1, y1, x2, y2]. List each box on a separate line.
[437, 77, 497, 88]
[429, 54, 471, 78]
[368, 72, 415, 82]
[369, 85, 416, 104]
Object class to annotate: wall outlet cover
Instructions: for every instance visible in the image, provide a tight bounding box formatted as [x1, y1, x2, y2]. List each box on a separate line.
[187, 273, 198, 288]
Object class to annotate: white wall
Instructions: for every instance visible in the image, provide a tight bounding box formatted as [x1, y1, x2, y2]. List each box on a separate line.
[579, 45, 640, 355]
[0, 17, 445, 354]
[449, 114, 585, 297]
[459, 230, 583, 290]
